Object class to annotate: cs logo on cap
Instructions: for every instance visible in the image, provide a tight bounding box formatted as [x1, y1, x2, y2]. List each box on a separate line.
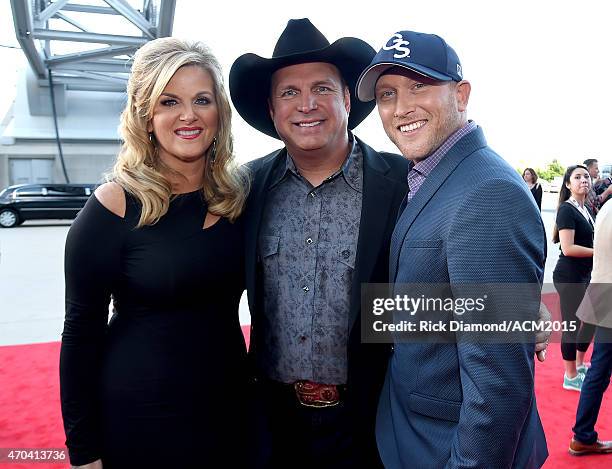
[382, 33, 410, 59]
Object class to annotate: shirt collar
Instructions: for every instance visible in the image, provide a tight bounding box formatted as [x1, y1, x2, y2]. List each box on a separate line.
[408, 120, 477, 178]
[268, 132, 361, 192]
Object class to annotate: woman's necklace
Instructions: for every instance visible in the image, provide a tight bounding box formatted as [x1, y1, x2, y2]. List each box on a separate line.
[567, 197, 595, 227]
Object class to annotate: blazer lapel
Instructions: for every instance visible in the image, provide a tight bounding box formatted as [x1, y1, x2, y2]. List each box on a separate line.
[348, 138, 404, 332]
[389, 127, 488, 281]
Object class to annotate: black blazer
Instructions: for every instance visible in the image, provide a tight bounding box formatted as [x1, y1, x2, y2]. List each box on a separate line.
[243, 136, 408, 464]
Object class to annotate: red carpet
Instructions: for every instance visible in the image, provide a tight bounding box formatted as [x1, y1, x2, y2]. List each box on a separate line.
[535, 294, 612, 468]
[1, 315, 611, 468]
[0, 327, 250, 469]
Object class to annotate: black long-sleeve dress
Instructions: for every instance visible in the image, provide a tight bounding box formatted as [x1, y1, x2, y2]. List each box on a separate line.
[60, 189, 247, 468]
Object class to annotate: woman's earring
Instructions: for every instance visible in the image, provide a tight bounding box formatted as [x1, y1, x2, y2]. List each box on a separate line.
[209, 137, 217, 167]
[148, 132, 154, 143]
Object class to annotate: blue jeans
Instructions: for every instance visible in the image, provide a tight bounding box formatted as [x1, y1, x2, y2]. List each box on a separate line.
[573, 326, 612, 443]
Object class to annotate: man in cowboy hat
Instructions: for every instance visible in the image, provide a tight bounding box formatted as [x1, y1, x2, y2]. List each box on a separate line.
[356, 30, 549, 468]
[230, 19, 408, 467]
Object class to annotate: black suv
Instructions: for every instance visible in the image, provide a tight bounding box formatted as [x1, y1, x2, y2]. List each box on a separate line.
[0, 183, 96, 228]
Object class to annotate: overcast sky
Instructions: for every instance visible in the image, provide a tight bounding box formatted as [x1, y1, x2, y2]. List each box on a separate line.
[1, 0, 611, 170]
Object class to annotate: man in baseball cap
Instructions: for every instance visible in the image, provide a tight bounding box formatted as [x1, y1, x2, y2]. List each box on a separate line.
[357, 30, 549, 468]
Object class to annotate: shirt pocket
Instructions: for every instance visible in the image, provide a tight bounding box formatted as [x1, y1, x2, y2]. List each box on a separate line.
[259, 235, 280, 259]
[259, 236, 280, 291]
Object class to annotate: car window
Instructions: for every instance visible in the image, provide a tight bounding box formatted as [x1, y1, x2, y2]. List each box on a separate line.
[46, 186, 87, 196]
[15, 187, 43, 197]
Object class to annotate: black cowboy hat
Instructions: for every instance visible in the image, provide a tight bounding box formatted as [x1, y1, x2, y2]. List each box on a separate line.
[229, 18, 376, 139]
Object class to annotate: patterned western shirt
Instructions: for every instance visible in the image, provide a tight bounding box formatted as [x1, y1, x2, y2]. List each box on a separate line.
[586, 186, 600, 217]
[258, 135, 362, 384]
[587, 177, 612, 216]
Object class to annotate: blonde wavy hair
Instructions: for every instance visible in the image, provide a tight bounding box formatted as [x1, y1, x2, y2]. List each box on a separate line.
[112, 37, 249, 226]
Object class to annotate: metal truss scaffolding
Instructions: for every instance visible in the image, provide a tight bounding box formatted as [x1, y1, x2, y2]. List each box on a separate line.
[11, 0, 176, 92]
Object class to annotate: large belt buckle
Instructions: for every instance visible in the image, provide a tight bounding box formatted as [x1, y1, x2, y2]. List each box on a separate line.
[293, 380, 340, 408]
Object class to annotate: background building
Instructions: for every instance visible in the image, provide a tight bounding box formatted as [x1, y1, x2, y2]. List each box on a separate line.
[1, 0, 175, 188]
[0, 70, 122, 187]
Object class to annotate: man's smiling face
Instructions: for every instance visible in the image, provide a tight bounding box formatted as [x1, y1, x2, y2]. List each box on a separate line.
[375, 67, 469, 161]
[269, 62, 350, 158]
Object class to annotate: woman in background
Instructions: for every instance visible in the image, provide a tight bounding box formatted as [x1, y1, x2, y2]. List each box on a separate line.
[60, 38, 249, 468]
[552, 164, 595, 392]
[523, 167, 542, 210]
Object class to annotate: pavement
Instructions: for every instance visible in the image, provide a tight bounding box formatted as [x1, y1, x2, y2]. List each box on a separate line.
[0, 192, 561, 346]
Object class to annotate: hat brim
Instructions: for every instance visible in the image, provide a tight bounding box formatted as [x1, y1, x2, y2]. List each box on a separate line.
[357, 62, 454, 102]
[230, 37, 375, 139]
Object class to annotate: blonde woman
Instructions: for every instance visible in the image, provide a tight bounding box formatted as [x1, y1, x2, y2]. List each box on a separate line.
[60, 38, 249, 468]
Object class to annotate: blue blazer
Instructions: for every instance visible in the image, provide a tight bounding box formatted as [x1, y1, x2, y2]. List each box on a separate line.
[377, 127, 549, 468]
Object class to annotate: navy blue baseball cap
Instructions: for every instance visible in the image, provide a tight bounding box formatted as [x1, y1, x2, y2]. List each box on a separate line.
[356, 30, 463, 102]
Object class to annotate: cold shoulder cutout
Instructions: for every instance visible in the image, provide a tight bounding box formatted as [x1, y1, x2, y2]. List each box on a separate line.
[94, 182, 126, 218]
